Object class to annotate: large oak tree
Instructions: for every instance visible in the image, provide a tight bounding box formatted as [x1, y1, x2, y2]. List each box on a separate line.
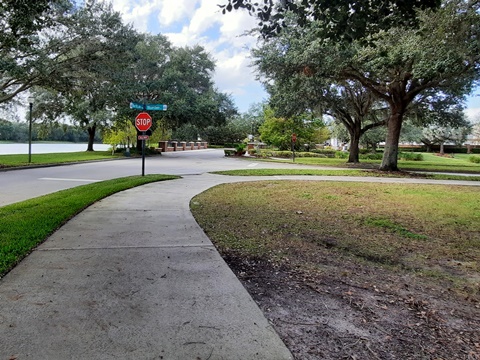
[28, 1, 141, 151]
[119, 35, 237, 148]
[223, 0, 480, 170]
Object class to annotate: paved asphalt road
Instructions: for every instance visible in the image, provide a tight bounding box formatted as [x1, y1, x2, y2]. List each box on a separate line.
[0, 149, 326, 206]
[1, 148, 479, 207]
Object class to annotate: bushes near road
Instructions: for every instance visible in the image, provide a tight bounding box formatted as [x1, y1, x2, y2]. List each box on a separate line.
[470, 155, 480, 164]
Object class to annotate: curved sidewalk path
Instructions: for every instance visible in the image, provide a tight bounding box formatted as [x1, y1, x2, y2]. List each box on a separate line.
[1, 173, 478, 359]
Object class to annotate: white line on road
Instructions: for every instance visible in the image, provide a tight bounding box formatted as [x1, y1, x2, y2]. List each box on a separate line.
[39, 178, 100, 183]
[247, 163, 259, 167]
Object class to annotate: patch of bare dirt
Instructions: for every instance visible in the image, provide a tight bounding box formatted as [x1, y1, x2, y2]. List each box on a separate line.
[222, 251, 480, 360]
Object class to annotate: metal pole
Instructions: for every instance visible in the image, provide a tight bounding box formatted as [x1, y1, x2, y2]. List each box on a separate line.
[292, 139, 295, 163]
[142, 104, 147, 176]
[142, 132, 146, 176]
[28, 102, 33, 163]
[291, 131, 295, 163]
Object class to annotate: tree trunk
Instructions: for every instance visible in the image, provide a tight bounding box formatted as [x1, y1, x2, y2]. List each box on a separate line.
[439, 142, 445, 154]
[380, 109, 404, 171]
[87, 124, 96, 151]
[348, 128, 361, 163]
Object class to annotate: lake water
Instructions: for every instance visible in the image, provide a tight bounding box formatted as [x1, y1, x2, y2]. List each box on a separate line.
[0, 143, 111, 155]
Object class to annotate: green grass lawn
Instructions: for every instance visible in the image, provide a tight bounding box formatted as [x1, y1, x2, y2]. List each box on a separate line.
[212, 168, 480, 181]
[0, 151, 122, 168]
[398, 153, 480, 172]
[0, 174, 179, 277]
[191, 181, 480, 298]
[269, 152, 480, 173]
[212, 169, 371, 176]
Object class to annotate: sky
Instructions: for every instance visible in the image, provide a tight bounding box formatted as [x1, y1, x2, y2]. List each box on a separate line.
[104, 0, 480, 118]
[101, 0, 264, 114]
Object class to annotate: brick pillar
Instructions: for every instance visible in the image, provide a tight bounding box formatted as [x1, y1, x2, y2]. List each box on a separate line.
[159, 141, 168, 152]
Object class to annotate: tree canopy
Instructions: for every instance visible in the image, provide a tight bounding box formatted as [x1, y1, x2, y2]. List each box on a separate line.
[0, 1, 135, 103]
[259, 107, 327, 150]
[1, 1, 237, 149]
[224, 0, 480, 170]
[221, 0, 440, 40]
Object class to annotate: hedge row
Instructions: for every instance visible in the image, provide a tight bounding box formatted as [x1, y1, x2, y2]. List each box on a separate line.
[255, 149, 424, 161]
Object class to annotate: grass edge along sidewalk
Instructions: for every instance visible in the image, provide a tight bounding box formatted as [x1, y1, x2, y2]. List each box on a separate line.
[211, 168, 480, 181]
[0, 174, 179, 277]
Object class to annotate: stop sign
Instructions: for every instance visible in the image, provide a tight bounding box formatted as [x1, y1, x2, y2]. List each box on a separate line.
[135, 112, 152, 132]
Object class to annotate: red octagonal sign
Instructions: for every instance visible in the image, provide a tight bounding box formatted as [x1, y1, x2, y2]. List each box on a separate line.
[135, 112, 152, 132]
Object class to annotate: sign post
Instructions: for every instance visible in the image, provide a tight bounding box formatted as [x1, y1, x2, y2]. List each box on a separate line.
[131, 103, 167, 175]
[291, 133, 297, 163]
[135, 112, 153, 176]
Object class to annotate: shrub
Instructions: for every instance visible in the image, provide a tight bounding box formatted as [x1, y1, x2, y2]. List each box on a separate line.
[235, 143, 246, 152]
[335, 151, 349, 159]
[469, 155, 480, 164]
[274, 151, 294, 158]
[295, 152, 327, 158]
[310, 149, 337, 157]
[360, 153, 383, 160]
[257, 150, 330, 158]
[398, 152, 423, 161]
[258, 150, 288, 158]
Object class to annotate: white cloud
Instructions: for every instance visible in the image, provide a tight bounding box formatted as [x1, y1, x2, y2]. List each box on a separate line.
[108, 0, 154, 32]
[218, 9, 257, 41]
[188, 1, 219, 34]
[465, 108, 480, 122]
[106, 0, 266, 112]
[157, 0, 199, 27]
[215, 54, 252, 92]
[164, 27, 195, 48]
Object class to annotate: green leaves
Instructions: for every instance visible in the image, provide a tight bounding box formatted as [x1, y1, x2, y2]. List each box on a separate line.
[250, 0, 479, 170]
[259, 106, 327, 149]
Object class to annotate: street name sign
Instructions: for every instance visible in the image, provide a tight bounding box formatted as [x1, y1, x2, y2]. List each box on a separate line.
[130, 102, 144, 110]
[146, 104, 167, 111]
[130, 102, 168, 111]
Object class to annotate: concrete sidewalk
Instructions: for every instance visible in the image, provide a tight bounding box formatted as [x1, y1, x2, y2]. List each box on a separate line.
[2, 172, 478, 359]
[0, 174, 293, 360]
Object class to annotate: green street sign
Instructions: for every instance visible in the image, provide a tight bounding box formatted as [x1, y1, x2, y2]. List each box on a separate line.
[130, 102, 167, 111]
[146, 104, 167, 111]
[130, 102, 144, 110]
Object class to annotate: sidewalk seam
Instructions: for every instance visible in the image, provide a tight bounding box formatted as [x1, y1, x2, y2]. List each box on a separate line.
[38, 244, 216, 251]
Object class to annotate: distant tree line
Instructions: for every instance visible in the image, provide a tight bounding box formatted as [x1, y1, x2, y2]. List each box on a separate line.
[0, 119, 100, 143]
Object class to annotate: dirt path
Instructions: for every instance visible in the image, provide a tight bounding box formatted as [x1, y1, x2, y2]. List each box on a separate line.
[224, 252, 480, 360]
